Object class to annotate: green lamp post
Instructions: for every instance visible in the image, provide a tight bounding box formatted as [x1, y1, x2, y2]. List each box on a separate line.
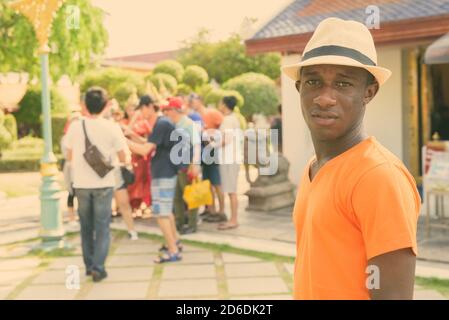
[9, 0, 66, 250]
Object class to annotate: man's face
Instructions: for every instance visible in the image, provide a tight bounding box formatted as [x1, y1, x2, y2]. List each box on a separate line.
[298, 64, 378, 141]
[140, 104, 153, 119]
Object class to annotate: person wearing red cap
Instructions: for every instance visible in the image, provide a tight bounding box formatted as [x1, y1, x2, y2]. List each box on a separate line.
[127, 96, 183, 263]
[161, 97, 202, 234]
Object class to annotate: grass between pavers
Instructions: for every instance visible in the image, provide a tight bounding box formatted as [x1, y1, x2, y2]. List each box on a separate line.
[415, 277, 449, 298]
[129, 230, 296, 264]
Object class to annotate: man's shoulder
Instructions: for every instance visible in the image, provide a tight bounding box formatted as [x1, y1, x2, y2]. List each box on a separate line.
[349, 137, 415, 185]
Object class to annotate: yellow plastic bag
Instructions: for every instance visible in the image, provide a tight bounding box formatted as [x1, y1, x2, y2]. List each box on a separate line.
[183, 179, 213, 210]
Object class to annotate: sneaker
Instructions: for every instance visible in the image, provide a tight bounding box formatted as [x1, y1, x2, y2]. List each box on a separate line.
[199, 210, 211, 218]
[92, 270, 108, 282]
[180, 226, 197, 235]
[128, 231, 139, 241]
[204, 213, 228, 223]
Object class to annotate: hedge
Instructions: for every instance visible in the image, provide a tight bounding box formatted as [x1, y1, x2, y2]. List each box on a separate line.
[182, 65, 208, 90]
[153, 60, 184, 82]
[0, 156, 64, 173]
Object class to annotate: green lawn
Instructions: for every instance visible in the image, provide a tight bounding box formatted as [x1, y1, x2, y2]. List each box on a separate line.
[416, 277, 449, 298]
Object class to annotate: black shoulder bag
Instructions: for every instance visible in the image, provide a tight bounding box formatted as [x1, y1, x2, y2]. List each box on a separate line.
[82, 120, 114, 178]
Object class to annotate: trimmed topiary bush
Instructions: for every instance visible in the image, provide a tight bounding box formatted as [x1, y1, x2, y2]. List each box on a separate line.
[177, 83, 193, 96]
[80, 68, 146, 104]
[149, 73, 178, 95]
[182, 65, 208, 90]
[153, 60, 184, 82]
[223, 72, 280, 118]
[204, 88, 244, 108]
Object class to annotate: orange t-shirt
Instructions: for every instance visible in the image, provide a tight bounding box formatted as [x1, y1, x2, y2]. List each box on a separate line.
[292, 137, 421, 300]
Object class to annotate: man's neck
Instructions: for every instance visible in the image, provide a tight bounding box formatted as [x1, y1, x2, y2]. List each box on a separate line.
[312, 127, 368, 165]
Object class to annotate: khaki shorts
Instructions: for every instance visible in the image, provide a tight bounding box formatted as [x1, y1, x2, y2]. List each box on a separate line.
[219, 164, 240, 194]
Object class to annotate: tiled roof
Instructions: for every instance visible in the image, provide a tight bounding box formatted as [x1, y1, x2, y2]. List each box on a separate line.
[252, 0, 449, 40]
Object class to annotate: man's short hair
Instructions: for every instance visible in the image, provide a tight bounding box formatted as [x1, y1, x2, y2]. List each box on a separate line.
[222, 96, 237, 111]
[84, 87, 108, 115]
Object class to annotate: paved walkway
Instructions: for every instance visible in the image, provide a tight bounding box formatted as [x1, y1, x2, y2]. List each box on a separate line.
[1, 171, 448, 300]
[0, 232, 447, 300]
[0, 233, 294, 300]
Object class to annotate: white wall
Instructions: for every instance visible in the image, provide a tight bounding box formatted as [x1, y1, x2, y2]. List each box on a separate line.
[281, 54, 314, 185]
[364, 46, 403, 160]
[281, 46, 404, 186]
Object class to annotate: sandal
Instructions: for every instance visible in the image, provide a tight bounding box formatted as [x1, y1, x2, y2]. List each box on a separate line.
[217, 223, 239, 231]
[154, 252, 182, 264]
[159, 240, 183, 253]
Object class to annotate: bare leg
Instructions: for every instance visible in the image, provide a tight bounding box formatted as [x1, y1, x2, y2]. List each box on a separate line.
[214, 185, 225, 213]
[157, 217, 178, 254]
[168, 214, 179, 242]
[207, 185, 217, 214]
[228, 193, 238, 225]
[115, 189, 135, 232]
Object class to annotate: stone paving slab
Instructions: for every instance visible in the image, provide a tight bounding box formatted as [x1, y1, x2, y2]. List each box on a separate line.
[158, 279, 219, 298]
[47, 256, 85, 270]
[85, 282, 150, 300]
[31, 269, 89, 285]
[224, 262, 280, 278]
[0, 286, 14, 300]
[227, 277, 289, 295]
[221, 253, 263, 264]
[15, 285, 79, 300]
[0, 258, 40, 271]
[0, 270, 35, 286]
[106, 254, 155, 267]
[114, 244, 160, 255]
[105, 267, 154, 282]
[414, 289, 447, 300]
[162, 264, 216, 280]
[177, 252, 215, 265]
[284, 263, 294, 275]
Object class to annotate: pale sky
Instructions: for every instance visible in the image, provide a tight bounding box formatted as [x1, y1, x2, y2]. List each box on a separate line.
[91, 0, 293, 58]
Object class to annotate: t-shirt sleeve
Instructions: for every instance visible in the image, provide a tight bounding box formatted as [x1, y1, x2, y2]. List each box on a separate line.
[111, 123, 126, 152]
[148, 120, 167, 146]
[64, 121, 77, 150]
[351, 163, 420, 260]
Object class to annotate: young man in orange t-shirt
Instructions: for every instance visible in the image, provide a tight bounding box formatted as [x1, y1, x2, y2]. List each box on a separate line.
[283, 18, 421, 300]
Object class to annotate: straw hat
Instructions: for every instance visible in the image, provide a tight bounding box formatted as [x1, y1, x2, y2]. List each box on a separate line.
[282, 17, 391, 85]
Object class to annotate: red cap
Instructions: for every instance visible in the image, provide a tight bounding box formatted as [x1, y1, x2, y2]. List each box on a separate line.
[160, 97, 183, 111]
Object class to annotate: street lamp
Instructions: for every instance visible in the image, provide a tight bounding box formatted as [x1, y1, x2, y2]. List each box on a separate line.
[9, 0, 65, 250]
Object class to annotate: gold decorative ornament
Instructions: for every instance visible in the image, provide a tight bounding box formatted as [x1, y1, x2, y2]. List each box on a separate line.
[9, 0, 65, 53]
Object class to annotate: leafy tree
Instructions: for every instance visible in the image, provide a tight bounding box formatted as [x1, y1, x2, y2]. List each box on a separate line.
[177, 31, 281, 83]
[182, 65, 208, 90]
[0, 0, 108, 80]
[14, 86, 69, 137]
[153, 60, 184, 82]
[223, 72, 280, 118]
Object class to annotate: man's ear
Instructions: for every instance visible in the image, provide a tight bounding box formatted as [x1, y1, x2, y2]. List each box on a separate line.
[364, 81, 379, 106]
